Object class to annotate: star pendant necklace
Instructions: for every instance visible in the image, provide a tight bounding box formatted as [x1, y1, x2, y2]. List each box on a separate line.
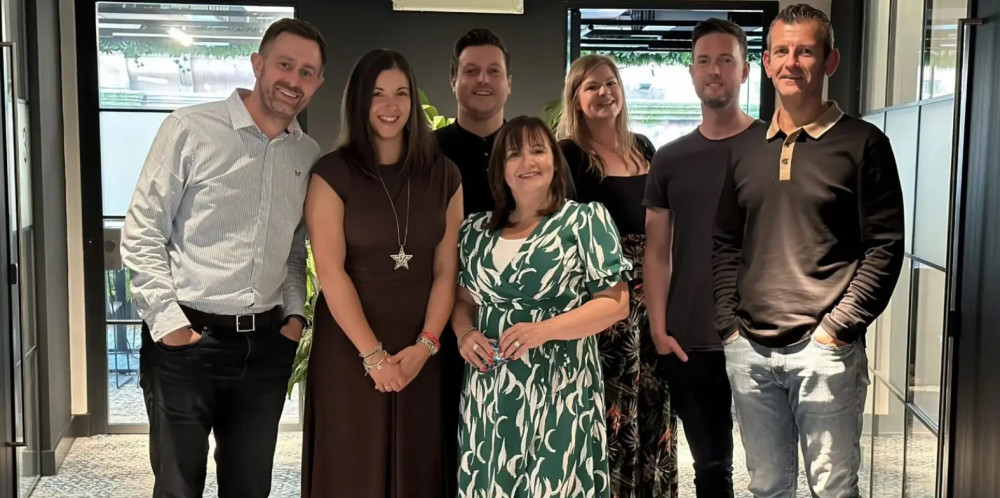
[376, 167, 412, 270]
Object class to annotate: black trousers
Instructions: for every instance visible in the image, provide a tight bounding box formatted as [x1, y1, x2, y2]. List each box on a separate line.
[138, 315, 298, 498]
[662, 350, 735, 498]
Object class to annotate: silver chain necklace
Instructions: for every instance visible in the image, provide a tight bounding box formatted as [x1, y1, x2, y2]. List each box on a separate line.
[375, 168, 412, 270]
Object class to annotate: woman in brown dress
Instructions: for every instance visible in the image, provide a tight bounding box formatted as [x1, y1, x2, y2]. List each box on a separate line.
[301, 49, 464, 497]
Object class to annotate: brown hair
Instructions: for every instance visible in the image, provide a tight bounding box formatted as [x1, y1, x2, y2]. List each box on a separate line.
[769, 4, 835, 57]
[259, 18, 327, 69]
[487, 116, 568, 231]
[693, 18, 749, 61]
[337, 49, 438, 178]
[557, 54, 646, 177]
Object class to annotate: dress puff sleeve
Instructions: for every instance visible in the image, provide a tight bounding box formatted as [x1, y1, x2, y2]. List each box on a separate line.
[573, 202, 632, 295]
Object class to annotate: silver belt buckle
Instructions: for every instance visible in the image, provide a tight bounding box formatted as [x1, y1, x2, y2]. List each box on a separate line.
[236, 314, 256, 333]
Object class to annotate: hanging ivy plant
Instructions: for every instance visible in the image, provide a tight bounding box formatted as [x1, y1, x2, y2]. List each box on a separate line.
[99, 39, 258, 63]
[582, 49, 764, 67]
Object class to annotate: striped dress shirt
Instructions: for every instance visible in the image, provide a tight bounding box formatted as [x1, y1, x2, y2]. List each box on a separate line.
[121, 89, 321, 342]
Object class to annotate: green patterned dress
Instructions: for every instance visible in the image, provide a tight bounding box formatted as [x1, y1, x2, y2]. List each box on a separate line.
[456, 200, 631, 498]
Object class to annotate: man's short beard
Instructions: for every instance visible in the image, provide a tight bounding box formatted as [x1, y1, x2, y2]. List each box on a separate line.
[701, 95, 733, 109]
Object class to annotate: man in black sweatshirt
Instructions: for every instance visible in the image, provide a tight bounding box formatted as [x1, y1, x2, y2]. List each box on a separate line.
[712, 5, 904, 497]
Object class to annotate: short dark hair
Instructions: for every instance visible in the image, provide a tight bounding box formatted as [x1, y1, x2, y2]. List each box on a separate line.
[769, 4, 835, 57]
[692, 18, 749, 61]
[487, 116, 568, 231]
[259, 18, 327, 68]
[450, 28, 511, 79]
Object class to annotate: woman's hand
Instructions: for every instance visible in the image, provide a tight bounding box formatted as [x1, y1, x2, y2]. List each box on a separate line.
[387, 345, 431, 389]
[367, 352, 407, 393]
[458, 329, 495, 372]
[499, 322, 551, 361]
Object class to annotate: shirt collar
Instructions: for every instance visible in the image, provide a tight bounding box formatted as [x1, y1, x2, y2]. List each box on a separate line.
[455, 119, 505, 142]
[226, 88, 304, 140]
[766, 100, 844, 140]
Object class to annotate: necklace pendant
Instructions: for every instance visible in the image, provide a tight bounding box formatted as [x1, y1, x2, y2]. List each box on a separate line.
[390, 246, 413, 270]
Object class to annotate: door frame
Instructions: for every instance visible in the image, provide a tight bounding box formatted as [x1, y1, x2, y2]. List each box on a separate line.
[75, 0, 302, 436]
[946, 0, 998, 495]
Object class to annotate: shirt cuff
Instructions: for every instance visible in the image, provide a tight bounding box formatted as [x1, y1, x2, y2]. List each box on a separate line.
[148, 302, 191, 342]
[284, 314, 309, 329]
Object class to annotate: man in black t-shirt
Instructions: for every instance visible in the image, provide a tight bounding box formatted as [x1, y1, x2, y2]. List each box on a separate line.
[643, 19, 762, 497]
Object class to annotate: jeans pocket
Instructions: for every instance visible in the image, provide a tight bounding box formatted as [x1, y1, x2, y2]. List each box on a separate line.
[155, 330, 206, 353]
[809, 336, 855, 352]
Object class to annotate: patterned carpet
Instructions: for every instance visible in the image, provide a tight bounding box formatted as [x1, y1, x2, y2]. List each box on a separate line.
[28, 421, 934, 497]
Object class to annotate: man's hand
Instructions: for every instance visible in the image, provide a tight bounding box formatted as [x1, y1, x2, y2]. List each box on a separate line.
[280, 318, 305, 343]
[812, 326, 849, 347]
[651, 332, 688, 362]
[161, 327, 202, 347]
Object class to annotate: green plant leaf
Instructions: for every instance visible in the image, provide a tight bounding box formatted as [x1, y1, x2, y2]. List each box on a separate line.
[422, 104, 440, 119]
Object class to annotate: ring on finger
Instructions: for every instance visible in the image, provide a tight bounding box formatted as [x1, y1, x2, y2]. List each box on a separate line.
[472, 343, 479, 351]
[513, 340, 521, 348]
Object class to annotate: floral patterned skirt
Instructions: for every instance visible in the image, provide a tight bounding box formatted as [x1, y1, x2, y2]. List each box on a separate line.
[599, 233, 678, 498]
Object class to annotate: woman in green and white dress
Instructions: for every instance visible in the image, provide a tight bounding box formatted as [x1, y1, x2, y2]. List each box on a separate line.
[450, 116, 631, 498]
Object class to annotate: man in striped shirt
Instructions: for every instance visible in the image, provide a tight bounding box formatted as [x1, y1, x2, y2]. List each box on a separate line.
[120, 19, 325, 498]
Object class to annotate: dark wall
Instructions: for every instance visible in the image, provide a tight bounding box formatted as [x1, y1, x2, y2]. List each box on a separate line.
[298, 0, 568, 148]
[25, 0, 72, 473]
[950, 0, 1000, 494]
[828, 0, 863, 116]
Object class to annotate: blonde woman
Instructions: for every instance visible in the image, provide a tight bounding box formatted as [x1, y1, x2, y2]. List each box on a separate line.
[557, 54, 678, 498]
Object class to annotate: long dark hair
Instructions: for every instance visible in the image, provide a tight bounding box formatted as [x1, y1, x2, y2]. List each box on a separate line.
[337, 49, 437, 176]
[487, 116, 569, 231]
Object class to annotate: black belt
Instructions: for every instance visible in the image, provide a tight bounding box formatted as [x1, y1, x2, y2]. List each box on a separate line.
[181, 306, 282, 333]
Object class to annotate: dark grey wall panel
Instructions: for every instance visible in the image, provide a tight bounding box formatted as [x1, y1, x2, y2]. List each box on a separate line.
[298, 0, 567, 148]
[25, 0, 72, 473]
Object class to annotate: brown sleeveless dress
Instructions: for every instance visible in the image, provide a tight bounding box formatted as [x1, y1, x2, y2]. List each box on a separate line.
[302, 150, 461, 498]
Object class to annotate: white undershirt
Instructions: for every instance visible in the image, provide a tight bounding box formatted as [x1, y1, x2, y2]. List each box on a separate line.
[492, 237, 527, 272]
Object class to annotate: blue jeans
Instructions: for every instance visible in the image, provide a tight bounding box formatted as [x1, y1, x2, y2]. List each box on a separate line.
[722, 333, 869, 498]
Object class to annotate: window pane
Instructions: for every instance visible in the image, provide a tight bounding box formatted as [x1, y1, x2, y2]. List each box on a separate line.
[871, 379, 905, 498]
[884, 107, 919, 253]
[863, 0, 891, 111]
[890, 0, 924, 105]
[97, 2, 295, 110]
[875, 255, 911, 394]
[913, 98, 954, 268]
[922, 0, 968, 99]
[100, 111, 169, 217]
[912, 263, 945, 426]
[862, 111, 885, 131]
[904, 414, 939, 495]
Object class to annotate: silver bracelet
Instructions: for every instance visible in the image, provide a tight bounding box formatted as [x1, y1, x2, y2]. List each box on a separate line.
[359, 342, 383, 359]
[457, 327, 476, 343]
